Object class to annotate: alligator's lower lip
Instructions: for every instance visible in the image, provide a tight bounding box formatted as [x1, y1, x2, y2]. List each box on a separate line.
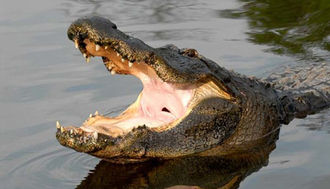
[56, 125, 116, 153]
[56, 39, 198, 146]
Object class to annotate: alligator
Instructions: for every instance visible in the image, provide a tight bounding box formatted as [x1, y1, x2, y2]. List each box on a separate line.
[56, 16, 330, 163]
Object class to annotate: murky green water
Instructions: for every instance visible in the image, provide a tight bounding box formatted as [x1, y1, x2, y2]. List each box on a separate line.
[0, 0, 329, 188]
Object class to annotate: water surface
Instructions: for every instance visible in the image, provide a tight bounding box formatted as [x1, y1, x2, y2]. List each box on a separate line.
[0, 0, 329, 188]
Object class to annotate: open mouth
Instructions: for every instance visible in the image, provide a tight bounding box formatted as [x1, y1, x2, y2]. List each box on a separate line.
[69, 38, 196, 137]
[56, 16, 234, 157]
[58, 37, 228, 137]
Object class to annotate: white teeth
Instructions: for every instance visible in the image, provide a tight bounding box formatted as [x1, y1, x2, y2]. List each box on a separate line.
[94, 111, 99, 115]
[56, 121, 60, 129]
[105, 46, 108, 49]
[121, 58, 125, 63]
[111, 70, 116, 75]
[70, 129, 73, 135]
[89, 114, 92, 118]
[60, 126, 65, 133]
[74, 39, 79, 49]
[116, 52, 120, 57]
[83, 53, 87, 58]
[86, 56, 90, 63]
[95, 44, 100, 51]
[128, 62, 133, 67]
[93, 131, 98, 140]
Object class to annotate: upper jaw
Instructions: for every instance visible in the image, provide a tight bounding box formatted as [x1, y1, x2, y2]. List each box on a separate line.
[67, 16, 230, 85]
[67, 16, 154, 69]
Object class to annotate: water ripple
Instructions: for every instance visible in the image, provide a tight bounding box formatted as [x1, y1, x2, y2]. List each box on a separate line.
[5, 143, 98, 189]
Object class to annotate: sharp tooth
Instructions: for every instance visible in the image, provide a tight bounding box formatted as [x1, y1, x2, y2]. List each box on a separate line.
[93, 131, 98, 140]
[105, 46, 108, 49]
[94, 111, 99, 115]
[70, 129, 73, 135]
[116, 52, 120, 57]
[74, 39, 79, 49]
[128, 62, 133, 67]
[60, 126, 65, 133]
[121, 58, 125, 63]
[83, 53, 87, 58]
[86, 56, 90, 63]
[111, 70, 116, 75]
[56, 121, 60, 129]
[95, 44, 100, 51]
[89, 114, 92, 118]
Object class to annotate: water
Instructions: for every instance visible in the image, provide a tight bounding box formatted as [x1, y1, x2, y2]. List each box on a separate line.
[0, 0, 329, 188]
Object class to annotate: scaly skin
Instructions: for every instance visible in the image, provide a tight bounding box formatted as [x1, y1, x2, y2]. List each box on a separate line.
[56, 16, 330, 163]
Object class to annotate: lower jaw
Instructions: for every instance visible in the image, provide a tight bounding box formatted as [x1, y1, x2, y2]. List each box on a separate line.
[77, 91, 194, 138]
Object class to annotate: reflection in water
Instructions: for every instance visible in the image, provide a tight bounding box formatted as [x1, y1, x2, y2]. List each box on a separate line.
[220, 0, 330, 62]
[76, 145, 274, 189]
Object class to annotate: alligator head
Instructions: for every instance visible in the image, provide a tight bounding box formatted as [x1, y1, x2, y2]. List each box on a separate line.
[56, 16, 280, 163]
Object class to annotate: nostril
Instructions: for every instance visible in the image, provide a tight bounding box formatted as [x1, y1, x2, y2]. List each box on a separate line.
[162, 107, 171, 113]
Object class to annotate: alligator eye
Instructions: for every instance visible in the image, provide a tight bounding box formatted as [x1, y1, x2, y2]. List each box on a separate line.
[162, 107, 171, 113]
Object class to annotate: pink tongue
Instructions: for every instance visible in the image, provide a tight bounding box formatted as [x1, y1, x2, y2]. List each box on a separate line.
[139, 79, 191, 124]
[139, 85, 180, 123]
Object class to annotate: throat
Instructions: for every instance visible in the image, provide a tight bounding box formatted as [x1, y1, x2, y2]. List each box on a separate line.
[138, 74, 194, 126]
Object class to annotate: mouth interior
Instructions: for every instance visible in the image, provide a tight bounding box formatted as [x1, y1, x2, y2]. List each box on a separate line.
[76, 39, 195, 137]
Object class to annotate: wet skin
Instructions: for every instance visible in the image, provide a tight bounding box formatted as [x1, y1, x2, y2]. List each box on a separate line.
[56, 16, 329, 163]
